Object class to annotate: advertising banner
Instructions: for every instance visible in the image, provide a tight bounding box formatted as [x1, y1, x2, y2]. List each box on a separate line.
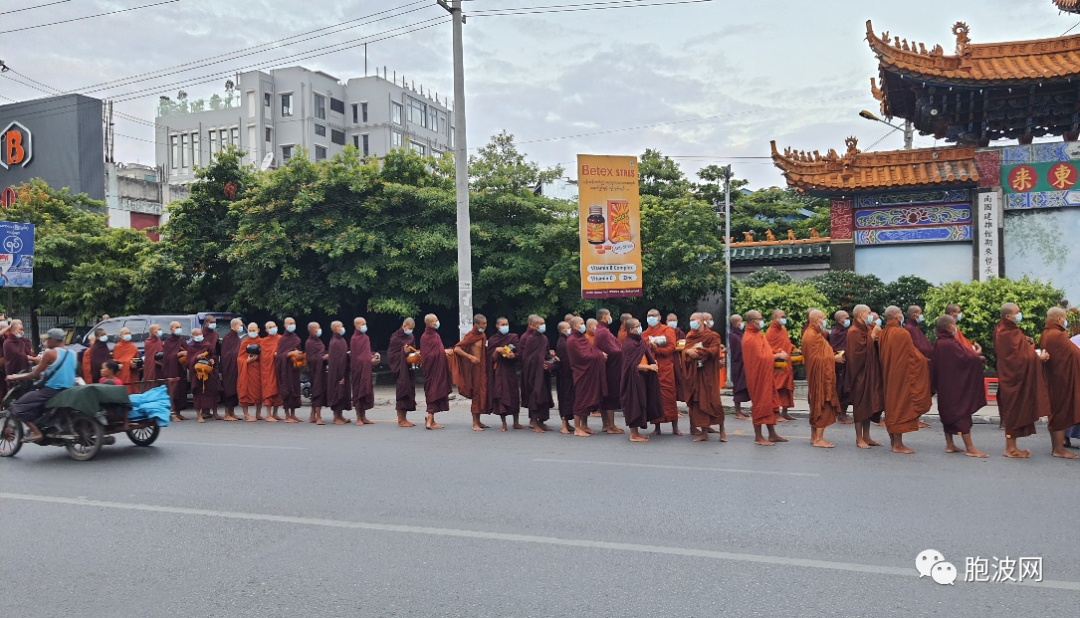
[577, 154, 643, 299]
[0, 220, 34, 288]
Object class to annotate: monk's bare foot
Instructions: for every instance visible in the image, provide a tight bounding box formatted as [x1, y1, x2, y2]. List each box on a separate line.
[472, 424, 485, 432]
[719, 430, 727, 443]
[333, 418, 347, 425]
[499, 426, 508, 432]
[776, 416, 789, 423]
[532, 426, 544, 434]
[874, 421, 885, 427]
[284, 417, 300, 423]
[264, 416, 278, 422]
[574, 428, 590, 437]
[755, 438, 774, 446]
[781, 412, 797, 421]
[197, 416, 204, 423]
[244, 416, 256, 422]
[590, 412, 602, 417]
[734, 413, 750, 420]
[315, 418, 325, 425]
[965, 448, 989, 458]
[672, 430, 684, 436]
[606, 428, 625, 435]
[223, 415, 239, 421]
[584, 427, 596, 435]
[892, 445, 916, 455]
[865, 438, 882, 447]
[560, 426, 571, 434]
[692, 434, 709, 442]
[362, 418, 375, 425]
[1052, 449, 1080, 459]
[690, 428, 701, 435]
[770, 435, 788, 443]
[811, 439, 835, 448]
[513, 423, 528, 430]
[837, 414, 853, 425]
[212, 413, 224, 420]
[537, 423, 550, 432]
[945, 444, 963, 453]
[918, 421, 931, 429]
[426, 420, 444, 430]
[355, 419, 364, 425]
[630, 434, 648, 443]
[707, 427, 719, 433]
[479, 422, 491, 429]
[170, 414, 182, 422]
[651, 428, 662, 436]
[856, 440, 871, 449]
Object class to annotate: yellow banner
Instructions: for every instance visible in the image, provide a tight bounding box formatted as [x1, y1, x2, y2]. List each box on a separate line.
[577, 154, 643, 299]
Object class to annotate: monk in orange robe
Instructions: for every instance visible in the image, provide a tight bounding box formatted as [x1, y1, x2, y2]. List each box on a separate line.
[453, 314, 489, 431]
[741, 310, 787, 446]
[617, 313, 632, 342]
[994, 303, 1049, 458]
[642, 308, 681, 436]
[802, 309, 843, 448]
[681, 312, 725, 442]
[113, 327, 140, 393]
[878, 306, 932, 454]
[81, 332, 96, 383]
[945, 303, 983, 356]
[260, 320, 283, 421]
[1040, 307, 1080, 459]
[237, 322, 263, 421]
[765, 309, 798, 422]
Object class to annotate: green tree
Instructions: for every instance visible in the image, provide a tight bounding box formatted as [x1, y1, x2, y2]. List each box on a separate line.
[638, 149, 692, 199]
[881, 275, 935, 313]
[730, 186, 829, 240]
[805, 271, 886, 313]
[925, 277, 1063, 371]
[740, 266, 792, 288]
[734, 282, 830, 347]
[694, 165, 748, 207]
[469, 130, 563, 195]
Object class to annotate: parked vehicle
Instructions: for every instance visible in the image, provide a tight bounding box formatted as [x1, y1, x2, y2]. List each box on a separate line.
[72, 313, 243, 356]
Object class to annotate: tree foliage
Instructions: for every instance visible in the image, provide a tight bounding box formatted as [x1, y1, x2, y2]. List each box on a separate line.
[469, 130, 563, 195]
[734, 282, 830, 347]
[638, 149, 692, 199]
[805, 271, 885, 313]
[740, 266, 792, 288]
[729, 186, 829, 241]
[881, 275, 934, 313]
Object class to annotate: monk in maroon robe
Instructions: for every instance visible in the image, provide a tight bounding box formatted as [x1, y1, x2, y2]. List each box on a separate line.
[453, 314, 489, 431]
[994, 303, 1049, 458]
[930, 314, 988, 458]
[203, 315, 220, 355]
[620, 319, 663, 442]
[829, 310, 854, 424]
[274, 317, 304, 423]
[846, 305, 885, 449]
[593, 310, 625, 434]
[420, 314, 452, 430]
[219, 318, 242, 421]
[3, 320, 33, 377]
[566, 317, 606, 437]
[1040, 307, 1080, 459]
[88, 327, 112, 386]
[726, 315, 750, 420]
[305, 322, 327, 425]
[487, 317, 523, 432]
[387, 319, 418, 427]
[187, 328, 221, 422]
[879, 306, 932, 455]
[554, 321, 576, 434]
[326, 321, 353, 425]
[163, 321, 189, 421]
[519, 315, 554, 433]
[904, 306, 933, 359]
[350, 317, 378, 425]
[143, 324, 164, 383]
[643, 309, 681, 435]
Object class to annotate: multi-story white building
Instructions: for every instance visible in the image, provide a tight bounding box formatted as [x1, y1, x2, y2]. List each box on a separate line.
[154, 66, 453, 183]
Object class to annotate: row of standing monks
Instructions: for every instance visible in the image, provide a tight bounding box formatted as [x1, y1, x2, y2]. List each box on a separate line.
[728, 301, 1080, 457]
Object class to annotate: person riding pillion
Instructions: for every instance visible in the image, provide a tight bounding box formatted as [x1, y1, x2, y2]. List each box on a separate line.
[6, 328, 77, 443]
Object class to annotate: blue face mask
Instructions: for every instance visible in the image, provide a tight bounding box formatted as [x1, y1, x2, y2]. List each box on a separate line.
[122, 334, 132, 342]
[647, 316, 659, 327]
[779, 317, 788, 326]
[404, 328, 413, 335]
[874, 318, 882, 327]
[689, 320, 700, 331]
[476, 327, 483, 333]
[193, 335, 204, 343]
[498, 325, 509, 335]
[249, 331, 259, 338]
[916, 314, 924, 323]
[708, 320, 715, 329]
[957, 313, 963, 322]
[634, 326, 643, 335]
[172, 328, 182, 336]
[360, 325, 368, 334]
[865, 316, 874, 325]
[1014, 312, 1023, 324]
[235, 325, 244, 334]
[756, 320, 765, 330]
[286, 324, 296, 333]
[98, 335, 108, 343]
[667, 321, 678, 329]
[578, 324, 587, 334]
[739, 322, 745, 330]
[538, 324, 546, 334]
[207, 323, 217, 331]
[821, 320, 828, 330]
[435, 321, 441, 330]
[268, 327, 278, 336]
[843, 319, 851, 328]
[317, 329, 323, 337]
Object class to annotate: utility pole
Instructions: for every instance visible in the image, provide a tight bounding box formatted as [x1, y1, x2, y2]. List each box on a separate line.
[902, 119, 914, 150]
[722, 165, 732, 386]
[439, 0, 473, 337]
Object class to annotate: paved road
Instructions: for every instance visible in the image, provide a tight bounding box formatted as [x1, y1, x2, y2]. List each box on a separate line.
[1, 404, 1076, 618]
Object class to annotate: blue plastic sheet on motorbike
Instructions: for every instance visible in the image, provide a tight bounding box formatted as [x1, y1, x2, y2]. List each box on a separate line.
[128, 386, 171, 427]
[46, 385, 132, 421]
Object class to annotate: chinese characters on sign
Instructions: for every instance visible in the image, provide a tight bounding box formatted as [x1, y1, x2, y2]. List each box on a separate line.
[963, 556, 1043, 583]
[976, 191, 1000, 282]
[1003, 161, 1080, 193]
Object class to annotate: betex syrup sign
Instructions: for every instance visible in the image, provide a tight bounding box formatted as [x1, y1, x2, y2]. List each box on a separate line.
[0, 121, 32, 170]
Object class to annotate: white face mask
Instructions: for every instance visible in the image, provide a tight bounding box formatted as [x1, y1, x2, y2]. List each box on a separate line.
[122, 334, 132, 342]
[268, 327, 278, 336]
[578, 324, 587, 334]
[98, 335, 108, 343]
[207, 323, 217, 330]
[172, 327, 182, 336]
[286, 324, 296, 333]
[317, 329, 323, 337]
[404, 328, 413, 335]
[360, 325, 368, 334]
[248, 331, 259, 338]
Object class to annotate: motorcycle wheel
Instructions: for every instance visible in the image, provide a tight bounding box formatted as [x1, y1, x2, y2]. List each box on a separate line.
[0, 416, 22, 457]
[65, 416, 104, 461]
[126, 420, 160, 447]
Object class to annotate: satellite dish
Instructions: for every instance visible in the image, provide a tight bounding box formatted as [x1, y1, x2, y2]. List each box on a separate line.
[260, 152, 275, 171]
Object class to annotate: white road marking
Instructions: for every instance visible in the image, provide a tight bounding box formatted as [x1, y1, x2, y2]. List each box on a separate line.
[2, 492, 1075, 590]
[533, 458, 820, 477]
[164, 441, 306, 450]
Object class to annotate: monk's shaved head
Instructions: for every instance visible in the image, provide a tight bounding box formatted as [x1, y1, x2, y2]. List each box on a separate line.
[936, 314, 955, 331]
[265, 321, 277, 331]
[558, 321, 570, 335]
[191, 328, 203, 337]
[331, 320, 343, 330]
[852, 304, 870, 321]
[120, 327, 131, 336]
[771, 309, 785, 321]
[95, 327, 106, 336]
[403, 317, 415, 329]
[472, 313, 486, 326]
[354, 317, 366, 329]
[704, 312, 714, 321]
[425, 314, 438, 327]
[945, 303, 961, 316]
[884, 306, 903, 324]
[597, 308, 611, 321]
[647, 308, 661, 318]
[729, 314, 742, 326]
[569, 317, 584, 331]
[564, 313, 575, 322]
[230, 318, 243, 329]
[626, 318, 641, 332]
[1001, 302, 1019, 318]
[907, 306, 922, 319]
[834, 310, 849, 322]
[586, 318, 598, 334]
[308, 322, 320, 334]
[745, 310, 762, 323]
[666, 313, 678, 322]
[1049, 306, 1067, 321]
[690, 311, 703, 321]
[169, 321, 181, 330]
[247, 322, 260, 332]
[528, 314, 543, 327]
[808, 309, 825, 323]
[620, 313, 632, 324]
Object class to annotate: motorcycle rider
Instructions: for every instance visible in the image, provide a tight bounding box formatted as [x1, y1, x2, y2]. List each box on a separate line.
[6, 328, 76, 443]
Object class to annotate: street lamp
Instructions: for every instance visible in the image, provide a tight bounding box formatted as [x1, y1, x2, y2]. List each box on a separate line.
[859, 109, 914, 150]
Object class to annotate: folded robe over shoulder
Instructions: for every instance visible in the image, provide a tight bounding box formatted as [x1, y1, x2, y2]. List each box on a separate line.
[642, 324, 679, 422]
[930, 328, 986, 435]
[327, 332, 352, 412]
[305, 335, 326, 407]
[260, 334, 282, 407]
[681, 327, 724, 427]
[765, 322, 795, 407]
[878, 323, 932, 435]
[801, 325, 839, 429]
[275, 331, 303, 409]
[994, 319, 1046, 438]
[904, 318, 933, 359]
[620, 334, 664, 429]
[728, 327, 749, 404]
[845, 321, 884, 423]
[567, 330, 606, 416]
[742, 323, 780, 427]
[1039, 322, 1080, 432]
[592, 325, 623, 411]
[554, 333, 575, 420]
[219, 330, 241, 402]
[351, 331, 375, 412]
[519, 329, 554, 421]
[422, 329, 452, 413]
[387, 329, 417, 412]
[486, 331, 520, 416]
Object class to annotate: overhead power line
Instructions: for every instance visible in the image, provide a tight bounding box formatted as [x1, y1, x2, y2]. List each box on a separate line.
[469, 0, 714, 17]
[0, 0, 73, 16]
[0, 0, 179, 34]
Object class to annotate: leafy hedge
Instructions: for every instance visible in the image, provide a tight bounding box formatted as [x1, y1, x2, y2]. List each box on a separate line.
[734, 282, 830, 347]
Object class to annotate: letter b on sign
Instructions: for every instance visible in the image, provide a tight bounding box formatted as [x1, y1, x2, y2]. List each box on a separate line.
[0, 122, 32, 170]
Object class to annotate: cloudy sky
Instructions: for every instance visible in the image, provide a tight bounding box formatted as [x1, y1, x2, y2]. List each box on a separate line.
[0, 0, 1072, 188]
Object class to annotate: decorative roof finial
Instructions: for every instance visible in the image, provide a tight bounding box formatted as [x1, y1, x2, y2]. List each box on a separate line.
[953, 22, 971, 57]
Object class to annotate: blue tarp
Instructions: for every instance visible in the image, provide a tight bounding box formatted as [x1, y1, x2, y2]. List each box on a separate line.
[129, 386, 171, 427]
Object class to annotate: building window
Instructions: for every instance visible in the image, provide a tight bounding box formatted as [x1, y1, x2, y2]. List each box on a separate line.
[315, 145, 327, 161]
[170, 135, 178, 169]
[282, 145, 293, 162]
[407, 97, 427, 127]
[219, 129, 228, 147]
[281, 93, 293, 117]
[247, 91, 255, 117]
[409, 142, 426, 156]
[209, 130, 218, 156]
[361, 102, 368, 123]
[362, 134, 369, 157]
[392, 101, 403, 124]
[231, 127, 240, 147]
[392, 131, 403, 148]
[439, 112, 448, 135]
[449, 126, 455, 149]
[181, 133, 189, 168]
[330, 97, 345, 114]
[264, 92, 271, 107]
[314, 94, 326, 119]
[431, 148, 442, 158]
[352, 104, 358, 124]
[315, 124, 326, 137]
[331, 129, 345, 146]
[265, 127, 272, 143]
[352, 135, 359, 148]
[429, 107, 438, 132]
[192, 132, 200, 167]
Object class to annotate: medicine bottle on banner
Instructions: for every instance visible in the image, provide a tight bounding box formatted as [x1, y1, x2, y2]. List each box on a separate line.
[587, 205, 606, 244]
